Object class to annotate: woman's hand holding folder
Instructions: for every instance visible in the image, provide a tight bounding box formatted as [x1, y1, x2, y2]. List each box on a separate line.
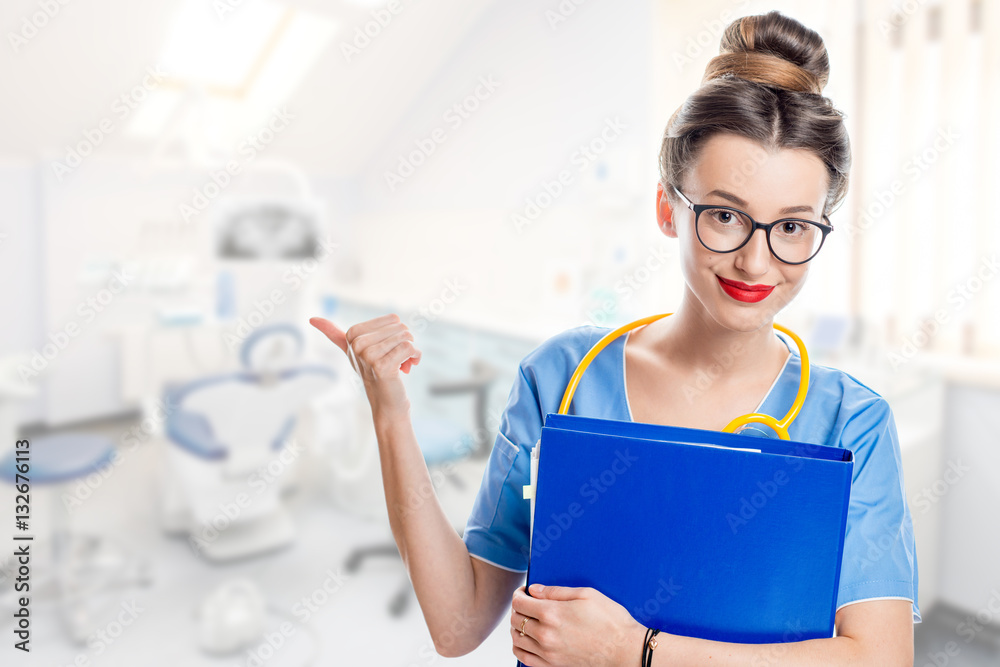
[510, 582, 649, 666]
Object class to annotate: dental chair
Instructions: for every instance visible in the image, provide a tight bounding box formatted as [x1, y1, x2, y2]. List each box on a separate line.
[342, 358, 499, 617]
[0, 355, 151, 644]
[159, 323, 339, 561]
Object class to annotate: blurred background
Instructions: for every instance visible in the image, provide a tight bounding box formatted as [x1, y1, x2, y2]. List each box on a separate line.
[0, 0, 997, 664]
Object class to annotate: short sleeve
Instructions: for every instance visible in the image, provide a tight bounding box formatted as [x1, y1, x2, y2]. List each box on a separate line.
[462, 363, 540, 572]
[837, 397, 921, 623]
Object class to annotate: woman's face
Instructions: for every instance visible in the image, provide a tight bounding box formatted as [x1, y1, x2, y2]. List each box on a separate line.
[657, 132, 829, 332]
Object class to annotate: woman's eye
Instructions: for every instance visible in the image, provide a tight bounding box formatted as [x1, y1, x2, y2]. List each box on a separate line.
[781, 222, 803, 235]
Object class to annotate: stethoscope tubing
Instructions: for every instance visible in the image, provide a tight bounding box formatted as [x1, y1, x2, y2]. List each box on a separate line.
[557, 313, 810, 440]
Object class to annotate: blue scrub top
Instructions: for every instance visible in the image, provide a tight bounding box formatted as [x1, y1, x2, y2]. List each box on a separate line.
[462, 324, 921, 623]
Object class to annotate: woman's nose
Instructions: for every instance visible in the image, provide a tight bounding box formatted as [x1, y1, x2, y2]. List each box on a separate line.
[734, 228, 772, 277]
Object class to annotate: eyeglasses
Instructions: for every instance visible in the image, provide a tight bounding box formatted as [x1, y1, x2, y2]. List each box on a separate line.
[670, 185, 834, 265]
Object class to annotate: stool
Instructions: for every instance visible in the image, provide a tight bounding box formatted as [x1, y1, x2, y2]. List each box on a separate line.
[0, 433, 152, 643]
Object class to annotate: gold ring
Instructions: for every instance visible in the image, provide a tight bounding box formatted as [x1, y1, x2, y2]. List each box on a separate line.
[519, 617, 529, 636]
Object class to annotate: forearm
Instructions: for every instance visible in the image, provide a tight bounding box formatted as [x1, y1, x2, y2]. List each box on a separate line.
[372, 406, 487, 656]
[614, 599, 915, 666]
[645, 632, 869, 666]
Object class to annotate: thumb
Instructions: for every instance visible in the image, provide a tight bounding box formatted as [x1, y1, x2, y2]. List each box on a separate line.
[308, 317, 348, 355]
[530, 583, 585, 601]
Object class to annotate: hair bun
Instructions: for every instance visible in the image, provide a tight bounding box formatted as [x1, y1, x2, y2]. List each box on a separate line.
[703, 11, 830, 95]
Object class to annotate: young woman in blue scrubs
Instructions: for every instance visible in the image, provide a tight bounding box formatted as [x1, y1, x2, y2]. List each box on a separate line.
[310, 10, 919, 666]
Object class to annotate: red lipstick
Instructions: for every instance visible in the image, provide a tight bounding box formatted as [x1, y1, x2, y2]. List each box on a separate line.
[716, 276, 774, 303]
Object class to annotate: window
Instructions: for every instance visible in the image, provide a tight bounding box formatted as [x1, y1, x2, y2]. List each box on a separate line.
[126, 0, 337, 155]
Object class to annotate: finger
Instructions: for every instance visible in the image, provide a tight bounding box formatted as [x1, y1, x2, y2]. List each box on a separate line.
[349, 321, 409, 351]
[509, 609, 535, 636]
[511, 638, 552, 667]
[344, 313, 403, 343]
[389, 342, 421, 374]
[346, 324, 405, 372]
[402, 354, 422, 371]
[513, 585, 584, 620]
[530, 583, 588, 602]
[359, 329, 416, 364]
[368, 340, 420, 380]
[509, 622, 543, 654]
[352, 325, 417, 375]
[512, 586, 549, 619]
[308, 317, 348, 355]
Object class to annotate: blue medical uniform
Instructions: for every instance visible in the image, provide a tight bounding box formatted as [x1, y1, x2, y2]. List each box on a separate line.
[462, 324, 921, 623]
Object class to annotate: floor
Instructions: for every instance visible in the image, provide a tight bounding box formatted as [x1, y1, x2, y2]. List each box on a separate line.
[914, 603, 1000, 667]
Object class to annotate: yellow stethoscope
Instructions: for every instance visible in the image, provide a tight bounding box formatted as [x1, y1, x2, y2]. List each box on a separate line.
[557, 312, 811, 440]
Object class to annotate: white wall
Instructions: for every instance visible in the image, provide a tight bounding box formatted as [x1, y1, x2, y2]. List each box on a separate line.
[0, 160, 45, 425]
[938, 384, 1000, 614]
[340, 0, 665, 335]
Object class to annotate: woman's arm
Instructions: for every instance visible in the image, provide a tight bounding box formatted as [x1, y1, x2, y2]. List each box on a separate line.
[510, 584, 913, 666]
[310, 315, 524, 657]
[373, 404, 525, 656]
[646, 598, 913, 666]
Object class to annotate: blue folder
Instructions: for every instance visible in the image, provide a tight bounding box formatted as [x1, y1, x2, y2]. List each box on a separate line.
[517, 412, 853, 663]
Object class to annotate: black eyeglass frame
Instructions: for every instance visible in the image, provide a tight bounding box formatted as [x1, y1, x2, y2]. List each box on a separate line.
[670, 184, 835, 265]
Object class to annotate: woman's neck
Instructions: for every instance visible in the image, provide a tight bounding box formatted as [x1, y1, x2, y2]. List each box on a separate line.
[637, 293, 789, 379]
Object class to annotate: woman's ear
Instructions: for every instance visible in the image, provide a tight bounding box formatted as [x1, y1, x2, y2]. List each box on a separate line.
[656, 183, 677, 238]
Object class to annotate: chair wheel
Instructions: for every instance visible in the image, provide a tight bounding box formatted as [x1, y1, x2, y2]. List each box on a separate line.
[345, 553, 363, 573]
[389, 587, 410, 617]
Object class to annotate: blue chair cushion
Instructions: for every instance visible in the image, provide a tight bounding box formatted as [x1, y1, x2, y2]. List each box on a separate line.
[166, 409, 228, 460]
[162, 364, 336, 459]
[0, 434, 116, 485]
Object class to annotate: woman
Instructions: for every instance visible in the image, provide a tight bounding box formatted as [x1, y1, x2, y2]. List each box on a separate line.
[310, 10, 919, 666]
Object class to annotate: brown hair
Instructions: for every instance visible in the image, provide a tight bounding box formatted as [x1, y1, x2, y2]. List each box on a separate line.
[659, 11, 851, 215]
